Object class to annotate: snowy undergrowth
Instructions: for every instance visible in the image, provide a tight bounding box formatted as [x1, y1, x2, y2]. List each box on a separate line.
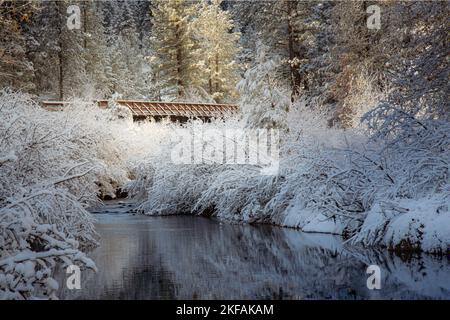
[0, 91, 135, 299]
[129, 101, 449, 254]
[0, 90, 184, 299]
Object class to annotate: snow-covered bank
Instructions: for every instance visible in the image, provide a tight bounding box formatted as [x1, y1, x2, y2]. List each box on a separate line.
[129, 102, 449, 255]
[350, 196, 450, 254]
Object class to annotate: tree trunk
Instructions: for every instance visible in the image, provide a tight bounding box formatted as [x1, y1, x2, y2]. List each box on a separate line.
[83, 2, 88, 50]
[175, 24, 183, 98]
[209, 76, 212, 95]
[215, 53, 219, 94]
[58, 50, 63, 100]
[57, 2, 64, 100]
[286, 0, 301, 102]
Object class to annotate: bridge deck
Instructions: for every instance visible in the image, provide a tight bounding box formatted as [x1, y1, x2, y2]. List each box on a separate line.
[41, 100, 239, 119]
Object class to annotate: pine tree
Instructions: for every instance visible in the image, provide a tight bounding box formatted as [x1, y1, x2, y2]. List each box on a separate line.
[103, 0, 152, 99]
[25, 0, 60, 96]
[83, 0, 110, 97]
[59, 1, 87, 99]
[24, 0, 90, 99]
[0, 0, 36, 91]
[104, 1, 134, 98]
[149, 0, 199, 100]
[231, 0, 310, 101]
[123, 25, 148, 98]
[192, 0, 240, 103]
[108, 34, 130, 97]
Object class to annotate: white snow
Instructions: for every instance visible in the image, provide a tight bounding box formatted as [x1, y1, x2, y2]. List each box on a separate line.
[352, 196, 450, 253]
[127, 99, 449, 255]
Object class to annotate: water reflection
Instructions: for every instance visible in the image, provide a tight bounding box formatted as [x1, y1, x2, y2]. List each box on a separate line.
[57, 202, 450, 299]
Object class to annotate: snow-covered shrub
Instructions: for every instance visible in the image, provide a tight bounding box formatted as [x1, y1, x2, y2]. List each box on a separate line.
[133, 117, 245, 215]
[0, 90, 133, 298]
[134, 102, 342, 225]
[140, 164, 218, 215]
[194, 167, 282, 223]
[130, 95, 449, 253]
[56, 98, 131, 199]
[121, 118, 188, 201]
[273, 100, 449, 253]
[191, 103, 348, 225]
[341, 102, 450, 251]
[0, 189, 97, 299]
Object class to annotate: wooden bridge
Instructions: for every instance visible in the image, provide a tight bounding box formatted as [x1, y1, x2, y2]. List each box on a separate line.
[41, 100, 239, 122]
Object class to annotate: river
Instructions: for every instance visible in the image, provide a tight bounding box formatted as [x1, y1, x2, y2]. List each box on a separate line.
[57, 201, 450, 299]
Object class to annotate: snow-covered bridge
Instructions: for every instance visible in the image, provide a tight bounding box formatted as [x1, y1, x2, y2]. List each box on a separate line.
[41, 100, 239, 122]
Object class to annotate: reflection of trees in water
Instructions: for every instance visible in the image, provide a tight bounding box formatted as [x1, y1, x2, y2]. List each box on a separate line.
[100, 229, 178, 300]
[146, 219, 366, 299]
[58, 207, 450, 299]
[58, 212, 178, 299]
[341, 247, 450, 299]
[146, 217, 450, 299]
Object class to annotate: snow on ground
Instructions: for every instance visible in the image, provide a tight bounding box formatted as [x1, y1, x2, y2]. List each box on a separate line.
[351, 195, 450, 253]
[281, 207, 346, 235]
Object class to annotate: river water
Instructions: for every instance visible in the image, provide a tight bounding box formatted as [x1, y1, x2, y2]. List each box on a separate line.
[57, 201, 450, 299]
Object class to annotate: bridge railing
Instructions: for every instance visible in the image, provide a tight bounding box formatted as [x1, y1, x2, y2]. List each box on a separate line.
[41, 100, 239, 119]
